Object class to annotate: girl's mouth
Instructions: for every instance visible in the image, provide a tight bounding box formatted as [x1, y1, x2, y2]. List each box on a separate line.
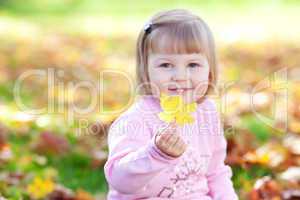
[168, 88, 193, 93]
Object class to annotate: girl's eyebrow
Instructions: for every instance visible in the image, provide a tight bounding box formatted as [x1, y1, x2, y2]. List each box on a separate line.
[156, 58, 172, 62]
[189, 55, 208, 62]
[188, 58, 202, 62]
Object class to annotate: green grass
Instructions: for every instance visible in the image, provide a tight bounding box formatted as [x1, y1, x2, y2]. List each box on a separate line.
[2, 129, 108, 195]
[48, 151, 108, 193]
[240, 115, 273, 143]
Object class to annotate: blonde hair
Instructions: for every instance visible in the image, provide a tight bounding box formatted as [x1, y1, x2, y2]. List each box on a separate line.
[136, 9, 218, 98]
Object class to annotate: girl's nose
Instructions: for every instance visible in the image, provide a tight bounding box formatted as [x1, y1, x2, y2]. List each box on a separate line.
[172, 67, 189, 82]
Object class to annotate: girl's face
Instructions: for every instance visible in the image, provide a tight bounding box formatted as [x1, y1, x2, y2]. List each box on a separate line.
[147, 53, 210, 104]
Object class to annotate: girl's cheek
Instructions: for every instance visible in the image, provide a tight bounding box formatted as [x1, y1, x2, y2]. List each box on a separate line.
[192, 70, 209, 82]
[156, 71, 174, 83]
[191, 76, 208, 88]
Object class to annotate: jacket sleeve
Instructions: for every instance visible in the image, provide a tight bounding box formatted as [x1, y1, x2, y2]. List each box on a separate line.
[104, 114, 181, 194]
[205, 101, 239, 200]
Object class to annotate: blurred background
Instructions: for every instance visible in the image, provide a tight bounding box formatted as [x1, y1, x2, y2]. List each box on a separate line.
[0, 0, 300, 199]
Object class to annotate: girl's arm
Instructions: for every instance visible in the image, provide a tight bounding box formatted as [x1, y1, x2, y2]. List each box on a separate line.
[205, 101, 239, 200]
[104, 114, 181, 194]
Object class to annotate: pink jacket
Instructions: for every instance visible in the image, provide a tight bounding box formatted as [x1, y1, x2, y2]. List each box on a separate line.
[104, 95, 238, 200]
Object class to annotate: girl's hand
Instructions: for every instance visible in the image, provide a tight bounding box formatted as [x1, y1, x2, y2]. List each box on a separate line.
[154, 121, 187, 158]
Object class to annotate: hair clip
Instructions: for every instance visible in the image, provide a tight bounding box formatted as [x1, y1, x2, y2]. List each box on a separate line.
[144, 22, 153, 34]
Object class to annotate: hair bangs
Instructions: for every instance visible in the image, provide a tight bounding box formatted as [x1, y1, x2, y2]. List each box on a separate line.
[147, 22, 206, 55]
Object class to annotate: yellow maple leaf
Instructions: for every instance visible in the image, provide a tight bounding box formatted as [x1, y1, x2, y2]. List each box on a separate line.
[158, 93, 197, 126]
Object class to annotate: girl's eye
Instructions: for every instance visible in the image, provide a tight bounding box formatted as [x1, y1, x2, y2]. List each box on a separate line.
[158, 63, 172, 68]
[188, 62, 201, 68]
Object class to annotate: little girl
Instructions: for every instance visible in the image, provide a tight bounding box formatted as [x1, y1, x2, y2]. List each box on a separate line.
[104, 9, 238, 200]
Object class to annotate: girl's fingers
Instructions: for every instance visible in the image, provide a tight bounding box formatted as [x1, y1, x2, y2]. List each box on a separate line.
[164, 133, 176, 146]
[157, 125, 168, 136]
[158, 119, 177, 134]
[158, 120, 176, 135]
[175, 139, 186, 150]
[159, 133, 172, 144]
[156, 133, 166, 146]
[170, 135, 180, 149]
[166, 135, 179, 151]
